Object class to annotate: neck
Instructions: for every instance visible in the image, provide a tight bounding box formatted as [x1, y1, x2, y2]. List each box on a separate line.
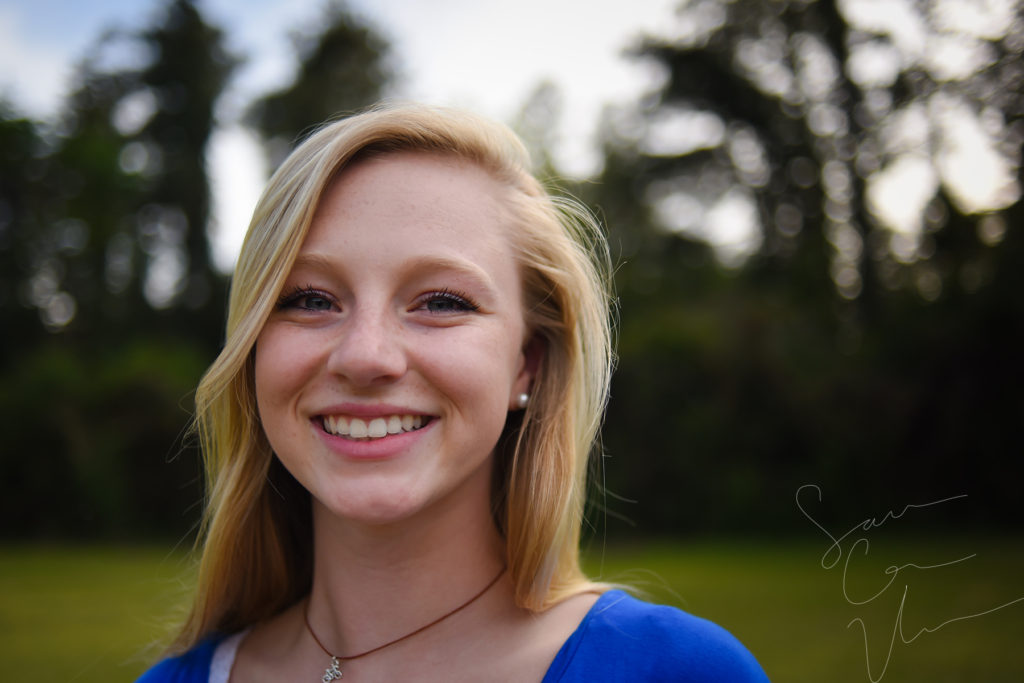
[306, 476, 507, 656]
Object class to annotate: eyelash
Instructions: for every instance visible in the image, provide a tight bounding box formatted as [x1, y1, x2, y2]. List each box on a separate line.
[276, 284, 334, 311]
[275, 286, 479, 313]
[419, 288, 480, 314]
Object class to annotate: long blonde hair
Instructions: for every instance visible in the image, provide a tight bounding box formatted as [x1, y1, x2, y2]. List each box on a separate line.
[172, 103, 614, 651]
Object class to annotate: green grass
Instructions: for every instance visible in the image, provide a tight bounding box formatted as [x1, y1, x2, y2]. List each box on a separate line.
[582, 536, 1024, 682]
[2, 537, 1022, 682]
[0, 544, 196, 683]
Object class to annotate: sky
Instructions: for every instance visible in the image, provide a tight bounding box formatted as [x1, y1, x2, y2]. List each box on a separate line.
[1, 0, 1019, 275]
[0, 0, 668, 124]
[0, 0, 681, 267]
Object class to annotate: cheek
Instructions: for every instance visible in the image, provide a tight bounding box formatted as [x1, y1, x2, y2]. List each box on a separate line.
[253, 327, 312, 422]
[425, 329, 522, 408]
[252, 339, 282, 445]
[253, 334, 279, 410]
[253, 331, 318, 464]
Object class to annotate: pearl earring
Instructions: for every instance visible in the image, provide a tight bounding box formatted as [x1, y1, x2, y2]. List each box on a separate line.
[516, 393, 530, 409]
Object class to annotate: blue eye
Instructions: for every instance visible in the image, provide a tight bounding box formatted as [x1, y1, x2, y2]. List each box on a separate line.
[277, 286, 335, 312]
[420, 290, 479, 314]
[298, 294, 333, 311]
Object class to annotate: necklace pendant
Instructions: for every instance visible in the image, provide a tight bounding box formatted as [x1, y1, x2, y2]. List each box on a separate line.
[322, 655, 342, 681]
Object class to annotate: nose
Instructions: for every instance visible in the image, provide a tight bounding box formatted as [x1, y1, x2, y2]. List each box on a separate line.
[325, 305, 408, 386]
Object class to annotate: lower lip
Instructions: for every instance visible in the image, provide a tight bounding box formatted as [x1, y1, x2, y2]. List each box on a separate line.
[314, 418, 435, 460]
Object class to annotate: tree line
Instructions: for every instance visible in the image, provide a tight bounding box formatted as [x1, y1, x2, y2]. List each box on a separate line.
[1, 0, 1021, 539]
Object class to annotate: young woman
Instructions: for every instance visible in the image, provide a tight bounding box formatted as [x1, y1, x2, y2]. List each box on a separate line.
[139, 104, 769, 682]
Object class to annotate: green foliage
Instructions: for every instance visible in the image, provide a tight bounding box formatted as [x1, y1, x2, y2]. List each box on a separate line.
[0, 0, 238, 539]
[0, 339, 208, 538]
[0, 109, 50, 355]
[15, 0, 239, 342]
[134, 0, 237, 320]
[583, 0, 1024, 536]
[246, 1, 392, 166]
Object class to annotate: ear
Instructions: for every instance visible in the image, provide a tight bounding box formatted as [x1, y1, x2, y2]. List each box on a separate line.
[509, 334, 544, 410]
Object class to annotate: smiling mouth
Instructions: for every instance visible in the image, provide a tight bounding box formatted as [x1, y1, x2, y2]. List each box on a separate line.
[321, 414, 433, 441]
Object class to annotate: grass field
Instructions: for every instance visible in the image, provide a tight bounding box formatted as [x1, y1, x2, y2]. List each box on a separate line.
[1, 537, 1022, 682]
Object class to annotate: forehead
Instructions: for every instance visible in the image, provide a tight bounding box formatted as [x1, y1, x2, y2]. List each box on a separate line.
[335, 149, 502, 198]
[296, 151, 521, 280]
[318, 151, 508, 228]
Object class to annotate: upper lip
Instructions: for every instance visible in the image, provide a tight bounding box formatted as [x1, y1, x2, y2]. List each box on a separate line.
[314, 403, 434, 419]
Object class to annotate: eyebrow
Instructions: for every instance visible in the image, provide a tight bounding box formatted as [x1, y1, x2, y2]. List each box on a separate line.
[288, 252, 499, 294]
[288, 252, 343, 275]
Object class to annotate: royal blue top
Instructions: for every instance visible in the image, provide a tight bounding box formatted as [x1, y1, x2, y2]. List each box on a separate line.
[137, 590, 769, 682]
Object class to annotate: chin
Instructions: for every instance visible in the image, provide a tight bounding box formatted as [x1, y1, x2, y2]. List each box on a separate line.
[315, 486, 428, 527]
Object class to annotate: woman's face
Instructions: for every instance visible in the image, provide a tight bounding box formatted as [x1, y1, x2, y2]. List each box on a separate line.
[254, 152, 536, 527]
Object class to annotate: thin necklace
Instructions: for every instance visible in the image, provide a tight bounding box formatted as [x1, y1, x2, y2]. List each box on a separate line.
[304, 566, 507, 681]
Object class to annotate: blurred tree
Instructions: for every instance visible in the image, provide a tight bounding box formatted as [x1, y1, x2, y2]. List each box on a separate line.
[133, 0, 238, 337]
[0, 0, 401, 540]
[0, 104, 52, 360]
[11, 0, 238, 346]
[246, 1, 392, 167]
[0, 0, 237, 539]
[607, 0, 1022, 300]
[43, 64, 147, 339]
[511, 80, 564, 174]
[588, 0, 1024, 534]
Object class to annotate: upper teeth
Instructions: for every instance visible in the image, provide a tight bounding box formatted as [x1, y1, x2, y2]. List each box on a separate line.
[323, 414, 425, 439]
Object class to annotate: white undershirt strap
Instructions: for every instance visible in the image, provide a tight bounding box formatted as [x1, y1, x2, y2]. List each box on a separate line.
[209, 629, 248, 683]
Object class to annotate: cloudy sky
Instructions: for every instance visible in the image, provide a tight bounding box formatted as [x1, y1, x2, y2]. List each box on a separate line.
[1, 0, 681, 264]
[2, 0, 1017, 271]
[0, 0, 680, 166]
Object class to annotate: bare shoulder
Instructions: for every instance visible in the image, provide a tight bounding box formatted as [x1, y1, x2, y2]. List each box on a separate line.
[229, 602, 317, 683]
[481, 591, 601, 682]
[533, 591, 602, 645]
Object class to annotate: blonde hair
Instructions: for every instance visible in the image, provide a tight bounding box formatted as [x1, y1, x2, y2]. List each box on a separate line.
[172, 103, 614, 651]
